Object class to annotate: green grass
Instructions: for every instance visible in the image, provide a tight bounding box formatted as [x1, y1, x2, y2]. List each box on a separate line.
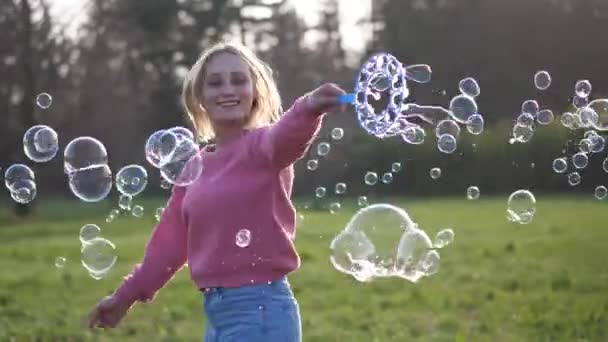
[0, 195, 607, 341]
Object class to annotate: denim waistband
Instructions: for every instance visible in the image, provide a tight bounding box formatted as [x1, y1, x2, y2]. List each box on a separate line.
[200, 276, 288, 294]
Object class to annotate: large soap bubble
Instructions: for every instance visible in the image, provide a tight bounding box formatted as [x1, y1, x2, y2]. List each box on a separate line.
[23, 125, 59, 163]
[159, 137, 203, 186]
[68, 164, 113, 202]
[64, 137, 108, 174]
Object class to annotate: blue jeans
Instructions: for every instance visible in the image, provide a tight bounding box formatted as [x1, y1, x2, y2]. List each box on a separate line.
[202, 277, 301, 342]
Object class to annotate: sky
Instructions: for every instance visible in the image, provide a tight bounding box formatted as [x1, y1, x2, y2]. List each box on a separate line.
[49, 0, 372, 53]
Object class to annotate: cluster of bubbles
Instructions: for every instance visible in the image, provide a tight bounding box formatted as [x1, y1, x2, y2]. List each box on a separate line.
[329, 204, 453, 283]
[64, 137, 113, 202]
[78, 223, 118, 279]
[145, 127, 203, 187]
[4, 164, 37, 204]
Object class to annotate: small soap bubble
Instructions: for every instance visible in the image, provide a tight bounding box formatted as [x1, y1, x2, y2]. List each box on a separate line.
[506, 190, 536, 224]
[466, 186, 480, 200]
[81, 237, 117, 278]
[80, 224, 101, 245]
[458, 77, 480, 97]
[317, 142, 331, 156]
[511, 124, 534, 144]
[521, 100, 539, 116]
[4, 164, 35, 192]
[572, 95, 589, 109]
[155, 207, 165, 221]
[401, 126, 426, 145]
[594, 186, 607, 200]
[449, 94, 478, 123]
[364, 172, 378, 186]
[517, 112, 536, 127]
[567, 172, 581, 186]
[23, 125, 59, 163]
[118, 194, 133, 211]
[54, 256, 66, 269]
[329, 202, 341, 214]
[552, 158, 567, 173]
[430, 167, 442, 180]
[560, 112, 576, 129]
[132, 205, 144, 218]
[534, 71, 552, 90]
[331, 128, 344, 141]
[572, 152, 588, 169]
[436, 120, 461, 138]
[391, 162, 402, 173]
[574, 80, 592, 98]
[160, 178, 171, 190]
[335, 183, 347, 195]
[437, 134, 457, 154]
[536, 109, 555, 125]
[235, 229, 251, 248]
[116, 165, 148, 197]
[315, 186, 327, 198]
[405, 64, 432, 83]
[357, 196, 368, 207]
[9, 181, 37, 204]
[433, 229, 455, 248]
[578, 139, 592, 154]
[381, 173, 393, 184]
[306, 159, 319, 171]
[603, 158, 608, 173]
[466, 114, 484, 135]
[36, 92, 52, 109]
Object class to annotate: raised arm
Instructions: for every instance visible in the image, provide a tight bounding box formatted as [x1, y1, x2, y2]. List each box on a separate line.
[260, 83, 347, 169]
[112, 186, 188, 307]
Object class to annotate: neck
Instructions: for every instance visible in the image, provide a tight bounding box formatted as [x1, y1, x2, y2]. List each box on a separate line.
[213, 121, 246, 148]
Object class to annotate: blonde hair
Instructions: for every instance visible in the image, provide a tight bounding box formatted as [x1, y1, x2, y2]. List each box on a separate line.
[182, 42, 282, 142]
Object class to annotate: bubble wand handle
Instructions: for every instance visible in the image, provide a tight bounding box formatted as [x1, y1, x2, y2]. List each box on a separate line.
[337, 93, 355, 105]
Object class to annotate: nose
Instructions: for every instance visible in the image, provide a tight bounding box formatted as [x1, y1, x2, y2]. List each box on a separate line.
[219, 82, 236, 97]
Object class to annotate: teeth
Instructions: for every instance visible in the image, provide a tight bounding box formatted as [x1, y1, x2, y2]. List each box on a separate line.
[218, 101, 239, 107]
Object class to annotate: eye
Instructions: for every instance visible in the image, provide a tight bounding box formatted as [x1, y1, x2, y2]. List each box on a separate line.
[232, 76, 248, 85]
[207, 79, 222, 87]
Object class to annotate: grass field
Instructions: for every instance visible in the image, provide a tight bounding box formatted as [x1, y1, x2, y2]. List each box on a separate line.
[0, 195, 607, 341]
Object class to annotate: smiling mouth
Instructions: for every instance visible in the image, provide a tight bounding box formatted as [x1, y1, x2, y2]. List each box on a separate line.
[217, 100, 240, 108]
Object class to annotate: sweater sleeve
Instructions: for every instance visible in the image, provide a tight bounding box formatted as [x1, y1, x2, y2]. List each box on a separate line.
[112, 186, 188, 307]
[259, 95, 325, 169]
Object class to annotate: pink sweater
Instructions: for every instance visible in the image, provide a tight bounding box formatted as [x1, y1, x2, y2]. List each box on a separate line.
[113, 96, 323, 306]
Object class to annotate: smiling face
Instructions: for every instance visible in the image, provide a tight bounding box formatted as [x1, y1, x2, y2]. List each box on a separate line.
[200, 52, 255, 124]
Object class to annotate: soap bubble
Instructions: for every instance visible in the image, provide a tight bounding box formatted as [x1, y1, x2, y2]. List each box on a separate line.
[329, 202, 341, 214]
[330, 204, 417, 281]
[575, 80, 592, 98]
[594, 186, 607, 200]
[235, 229, 251, 248]
[430, 167, 442, 180]
[36, 92, 52, 109]
[306, 159, 319, 171]
[118, 194, 132, 211]
[466, 186, 480, 200]
[552, 158, 567, 173]
[115, 165, 148, 196]
[145, 130, 172, 168]
[534, 71, 551, 90]
[433, 228, 455, 248]
[536, 109, 555, 125]
[317, 142, 331, 156]
[315, 186, 327, 198]
[401, 126, 426, 145]
[394, 225, 435, 282]
[159, 138, 203, 187]
[458, 77, 480, 97]
[10, 180, 37, 204]
[586, 99, 608, 131]
[506, 190, 536, 224]
[603, 158, 608, 173]
[4, 164, 35, 192]
[335, 183, 347, 195]
[81, 238, 117, 278]
[572, 152, 588, 169]
[63, 137, 108, 174]
[517, 112, 536, 127]
[79, 224, 101, 245]
[54, 256, 66, 269]
[567, 172, 581, 186]
[572, 96, 589, 109]
[391, 162, 402, 173]
[364, 171, 378, 186]
[381, 172, 393, 184]
[449, 94, 478, 123]
[132, 205, 144, 218]
[511, 124, 534, 144]
[68, 164, 112, 202]
[404, 64, 432, 83]
[331, 128, 344, 140]
[521, 100, 539, 116]
[357, 196, 368, 207]
[466, 114, 484, 135]
[23, 125, 59, 163]
[437, 134, 457, 154]
[168, 126, 194, 141]
[435, 120, 461, 138]
[560, 112, 576, 129]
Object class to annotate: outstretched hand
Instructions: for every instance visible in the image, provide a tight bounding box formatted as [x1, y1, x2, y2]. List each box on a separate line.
[87, 295, 131, 329]
[306, 83, 348, 115]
